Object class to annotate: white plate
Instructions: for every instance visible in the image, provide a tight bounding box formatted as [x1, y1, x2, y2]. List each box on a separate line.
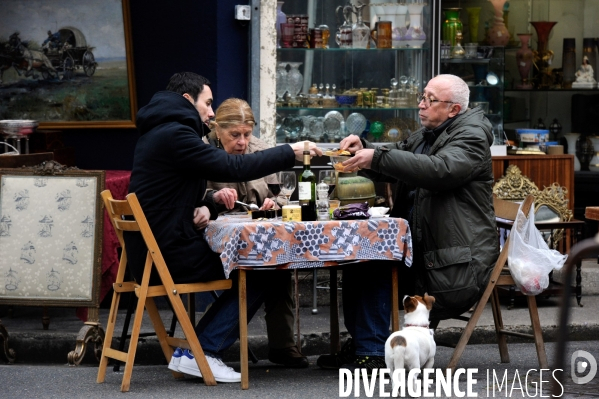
[370, 214, 390, 218]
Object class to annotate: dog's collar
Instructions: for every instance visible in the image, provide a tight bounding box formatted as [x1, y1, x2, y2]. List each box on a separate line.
[404, 323, 430, 328]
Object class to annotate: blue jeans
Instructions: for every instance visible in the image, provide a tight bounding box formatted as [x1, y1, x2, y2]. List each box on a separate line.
[194, 270, 288, 358]
[342, 260, 392, 357]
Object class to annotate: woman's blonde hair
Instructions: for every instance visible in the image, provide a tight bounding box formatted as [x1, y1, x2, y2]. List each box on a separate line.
[209, 98, 256, 132]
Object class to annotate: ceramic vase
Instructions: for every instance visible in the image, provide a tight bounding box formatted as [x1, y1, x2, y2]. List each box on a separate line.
[286, 62, 303, 98]
[404, 3, 426, 48]
[276, 2, 287, 48]
[442, 8, 463, 47]
[516, 34, 534, 89]
[588, 136, 599, 171]
[530, 21, 558, 89]
[576, 135, 595, 171]
[564, 133, 581, 171]
[486, 0, 510, 46]
[466, 7, 481, 43]
[562, 38, 576, 89]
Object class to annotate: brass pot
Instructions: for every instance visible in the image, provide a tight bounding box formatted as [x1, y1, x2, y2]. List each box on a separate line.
[335, 172, 376, 206]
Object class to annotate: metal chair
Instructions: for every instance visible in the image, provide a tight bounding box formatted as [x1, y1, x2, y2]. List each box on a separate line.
[96, 190, 233, 392]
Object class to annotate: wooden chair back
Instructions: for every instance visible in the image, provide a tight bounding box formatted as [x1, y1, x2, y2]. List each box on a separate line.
[97, 190, 233, 392]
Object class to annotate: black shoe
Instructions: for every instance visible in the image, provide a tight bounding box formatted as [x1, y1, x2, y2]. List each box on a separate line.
[268, 345, 309, 368]
[316, 338, 355, 369]
[341, 355, 387, 375]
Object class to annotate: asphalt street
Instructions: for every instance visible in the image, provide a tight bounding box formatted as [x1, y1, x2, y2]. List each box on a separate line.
[2, 341, 598, 399]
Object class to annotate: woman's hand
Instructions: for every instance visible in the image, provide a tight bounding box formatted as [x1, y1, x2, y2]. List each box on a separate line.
[193, 206, 211, 230]
[213, 187, 237, 209]
[260, 197, 276, 210]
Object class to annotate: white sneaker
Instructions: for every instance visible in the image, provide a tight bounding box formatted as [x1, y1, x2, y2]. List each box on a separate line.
[168, 347, 184, 372]
[178, 350, 241, 383]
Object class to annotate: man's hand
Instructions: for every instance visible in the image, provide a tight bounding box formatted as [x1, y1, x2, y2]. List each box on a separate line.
[289, 141, 323, 162]
[193, 206, 211, 230]
[339, 134, 363, 153]
[260, 197, 276, 210]
[341, 148, 375, 172]
[213, 188, 237, 209]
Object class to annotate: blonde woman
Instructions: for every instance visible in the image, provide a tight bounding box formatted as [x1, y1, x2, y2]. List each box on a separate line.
[204, 98, 307, 368]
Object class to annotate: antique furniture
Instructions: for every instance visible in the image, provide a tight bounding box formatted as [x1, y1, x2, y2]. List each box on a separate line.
[432, 195, 548, 371]
[97, 191, 233, 392]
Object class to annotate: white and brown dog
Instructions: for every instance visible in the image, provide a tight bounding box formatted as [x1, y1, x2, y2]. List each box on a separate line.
[385, 293, 436, 394]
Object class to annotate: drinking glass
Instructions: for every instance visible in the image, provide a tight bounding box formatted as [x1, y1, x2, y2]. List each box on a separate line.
[278, 171, 296, 205]
[319, 169, 336, 198]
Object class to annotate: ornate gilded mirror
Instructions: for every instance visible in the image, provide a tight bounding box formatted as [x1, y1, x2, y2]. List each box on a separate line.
[492, 165, 539, 201]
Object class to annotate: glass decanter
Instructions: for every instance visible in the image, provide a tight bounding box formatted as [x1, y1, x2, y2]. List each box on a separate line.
[351, 2, 370, 49]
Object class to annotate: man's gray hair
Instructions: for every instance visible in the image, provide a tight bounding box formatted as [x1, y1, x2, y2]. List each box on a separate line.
[436, 74, 469, 114]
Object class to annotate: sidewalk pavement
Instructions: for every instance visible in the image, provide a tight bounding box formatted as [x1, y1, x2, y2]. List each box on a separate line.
[1, 291, 597, 366]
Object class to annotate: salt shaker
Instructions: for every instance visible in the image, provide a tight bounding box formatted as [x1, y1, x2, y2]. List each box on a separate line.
[316, 181, 330, 221]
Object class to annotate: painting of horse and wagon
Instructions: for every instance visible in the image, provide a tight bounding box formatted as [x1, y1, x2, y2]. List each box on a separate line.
[0, 0, 136, 128]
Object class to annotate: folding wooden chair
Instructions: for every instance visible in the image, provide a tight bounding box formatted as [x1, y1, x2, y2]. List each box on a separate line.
[96, 190, 233, 392]
[432, 194, 548, 371]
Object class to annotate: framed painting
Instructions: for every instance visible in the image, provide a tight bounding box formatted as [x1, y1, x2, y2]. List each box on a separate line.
[0, 164, 105, 307]
[0, 0, 137, 128]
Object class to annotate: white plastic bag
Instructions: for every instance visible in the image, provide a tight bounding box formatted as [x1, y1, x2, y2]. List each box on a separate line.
[507, 201, 568, 295]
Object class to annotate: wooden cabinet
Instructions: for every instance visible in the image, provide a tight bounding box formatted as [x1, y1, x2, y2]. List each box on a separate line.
[492, 155, 575, 210]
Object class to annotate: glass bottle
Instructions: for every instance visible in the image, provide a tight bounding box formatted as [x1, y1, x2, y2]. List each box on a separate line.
[351, 2, 370, 49]
[298, 142, 317, 221]
[335, 4, 353, 49]
[451, 31, 465, 59]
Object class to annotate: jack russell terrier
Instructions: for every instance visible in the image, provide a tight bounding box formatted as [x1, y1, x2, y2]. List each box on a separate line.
[385, 293, 436, 394]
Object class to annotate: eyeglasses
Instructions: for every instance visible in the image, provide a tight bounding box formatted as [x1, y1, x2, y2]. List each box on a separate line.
[416, 93, 455, 107]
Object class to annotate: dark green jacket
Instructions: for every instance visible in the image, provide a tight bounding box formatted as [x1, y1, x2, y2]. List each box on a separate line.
[366, 107, 498, 319]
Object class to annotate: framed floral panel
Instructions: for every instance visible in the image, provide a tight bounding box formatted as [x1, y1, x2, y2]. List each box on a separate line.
[0, 0, 137, 128]
[0, 165, 105, 307]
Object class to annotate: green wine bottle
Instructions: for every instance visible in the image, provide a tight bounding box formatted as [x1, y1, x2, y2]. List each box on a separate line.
[298, 142, 316, 221]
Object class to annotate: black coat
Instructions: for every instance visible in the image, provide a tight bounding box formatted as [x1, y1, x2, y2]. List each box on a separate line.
[125, 91, 295, 283]
[366, 108, 498, 319]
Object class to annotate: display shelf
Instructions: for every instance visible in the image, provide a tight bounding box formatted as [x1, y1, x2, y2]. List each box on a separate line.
[274, 0, 435, 145]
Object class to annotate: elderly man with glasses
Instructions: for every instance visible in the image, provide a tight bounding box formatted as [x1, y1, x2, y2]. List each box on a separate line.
[317, 74, 498, 374]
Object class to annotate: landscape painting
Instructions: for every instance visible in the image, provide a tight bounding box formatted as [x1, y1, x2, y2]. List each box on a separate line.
[0, 0, 137, 128]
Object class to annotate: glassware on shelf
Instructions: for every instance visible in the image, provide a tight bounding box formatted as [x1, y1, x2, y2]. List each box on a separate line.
[276, 63, 288, 101]
[335, 3, 353, 49]
[319, 24, 330, 49]
[451, 31, 465, 59]
[486, 0, 510, 46]
[286, 62, 303, 99]
[442, 8, 463, 47]
[530, 21, 558, 89]
[516, 34, 534, 89]
[276, 2, 287, 48]
[351, 2, 370, 49]
[346, 113, 367, 136]
[404, 3, 426, 48]
[466, 7, 481, 43]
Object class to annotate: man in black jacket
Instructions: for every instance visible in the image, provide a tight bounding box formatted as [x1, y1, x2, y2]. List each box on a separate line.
[126, 72, 321, 382]
[318, 74, 497, 373]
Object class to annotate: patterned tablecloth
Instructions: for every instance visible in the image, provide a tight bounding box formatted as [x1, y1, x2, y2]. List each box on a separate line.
[204, 217, 413, 277]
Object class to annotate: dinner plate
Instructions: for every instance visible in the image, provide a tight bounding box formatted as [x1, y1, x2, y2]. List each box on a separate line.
[370, 214, 390, 218]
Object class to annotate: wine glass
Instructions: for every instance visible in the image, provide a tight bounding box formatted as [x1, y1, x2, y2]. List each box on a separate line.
[278, 171, 296, 205]
[319, 169, 336, 198]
